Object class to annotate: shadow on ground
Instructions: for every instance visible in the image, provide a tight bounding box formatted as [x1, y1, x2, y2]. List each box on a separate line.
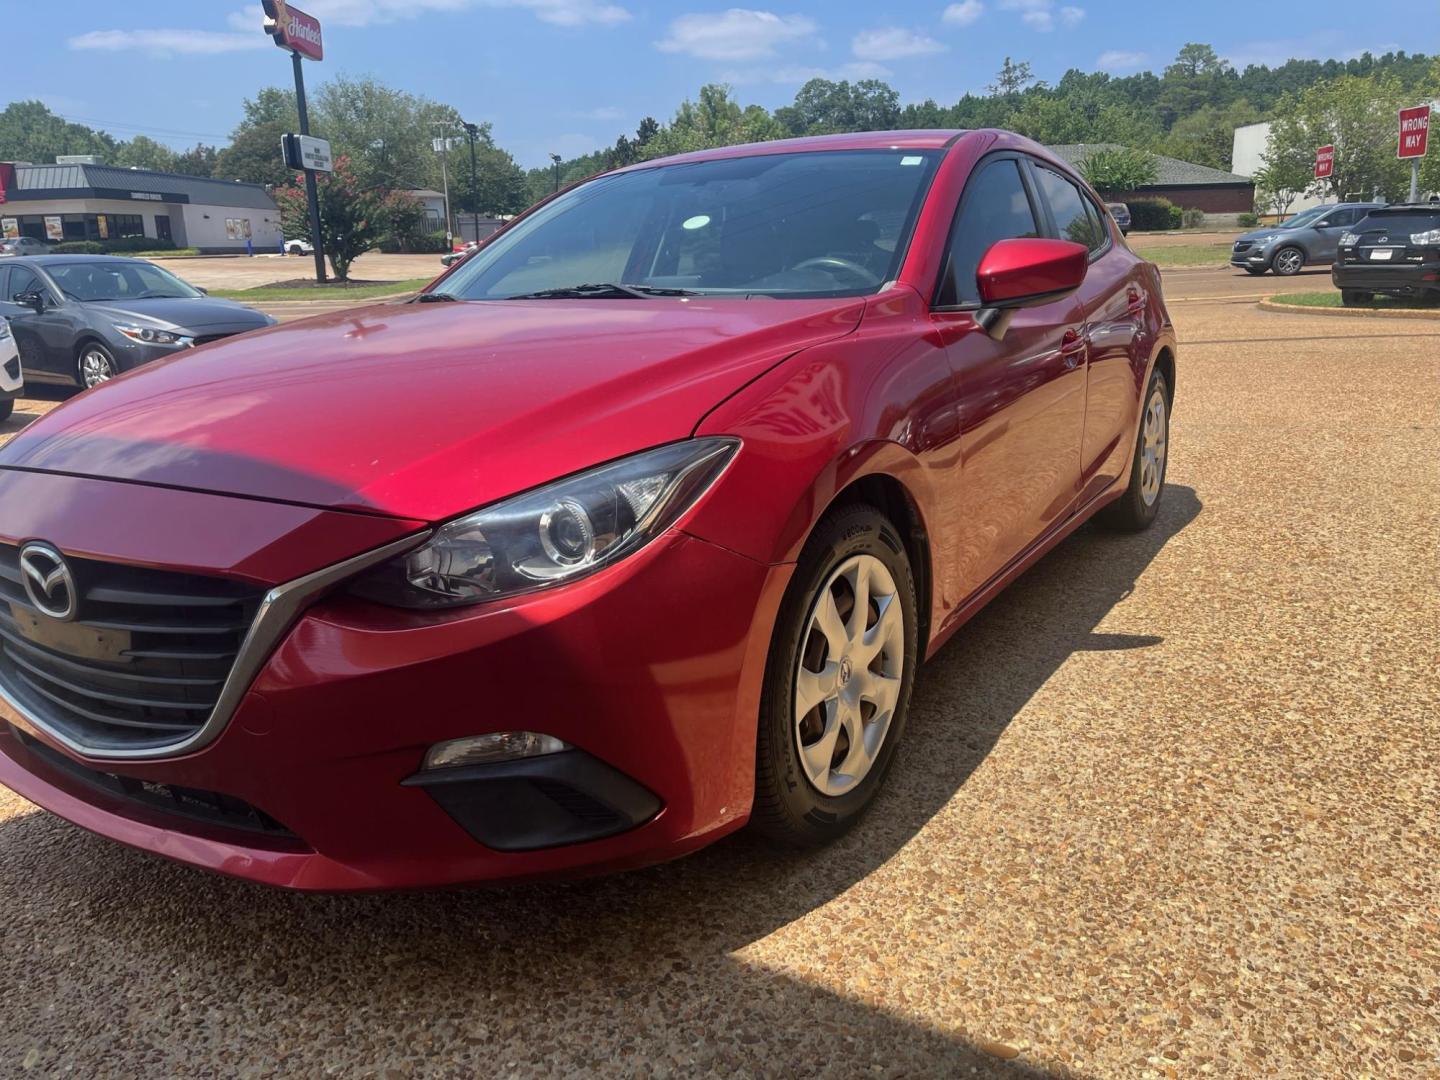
[0, 487, 1202, 1075]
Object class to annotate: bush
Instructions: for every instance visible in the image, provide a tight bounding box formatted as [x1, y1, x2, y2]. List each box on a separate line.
[378, 229, 450, 254]
[50, 237, 178, 255]
[1181, 207, 1206, 229]
[1127, 198, 1184, 232]
[1237, 212, 1260, 227]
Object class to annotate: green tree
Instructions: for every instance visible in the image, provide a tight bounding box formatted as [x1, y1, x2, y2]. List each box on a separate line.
[1157, 44, 1238, 126]
[1265, 71, 1413, 201]
[774, 78, 900, 135]
[640, 85, 784, 160]
[274, 156, 413, 280]
[454, 140, 530, 217]
[172, 144, 220, 177]
[213, 119, 292, 187]
[313, 75, 452, 191]
[1162, 100, 1261, 171]
[988, 57, 1037, 98]
[0, 101, 116, 164]
[1077, 146, 1160, 195]
[1252, 157, 1308, 217]
[113, 135, 178, 173]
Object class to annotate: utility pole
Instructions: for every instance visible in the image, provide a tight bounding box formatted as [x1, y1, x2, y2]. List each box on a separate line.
[433, 122, 453, 248]
[464, 122, 481, 245]
[550, 153, 562, 193]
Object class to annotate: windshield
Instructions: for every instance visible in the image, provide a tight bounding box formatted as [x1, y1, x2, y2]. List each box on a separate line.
[433, 149, 942, 300]
[48, 261, 203, 302]
[1278, 206, 1330, 230]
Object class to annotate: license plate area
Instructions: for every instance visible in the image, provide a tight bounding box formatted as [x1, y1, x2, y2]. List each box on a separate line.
[7, 604, 133, 663]
[1369, 248, 1394, 261]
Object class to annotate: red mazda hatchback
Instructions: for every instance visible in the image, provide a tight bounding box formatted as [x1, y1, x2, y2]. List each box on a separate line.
[0, 130, 1175, 890]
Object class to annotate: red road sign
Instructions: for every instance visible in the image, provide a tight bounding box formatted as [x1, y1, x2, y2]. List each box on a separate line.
[263, 0, 324, 62]
[1314, 144, 1334, 179]
[1399, 105, 1430, 159]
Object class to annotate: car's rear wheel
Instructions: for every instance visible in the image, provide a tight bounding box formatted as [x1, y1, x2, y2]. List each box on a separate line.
[1272, 247, 1305, 276]
[1341, 289, 1374, 307]
[1098, 367, 1170, 532]
[78, 343, 120, 389]
[0, 400, 12, 422]
[751, 505, 918, 846]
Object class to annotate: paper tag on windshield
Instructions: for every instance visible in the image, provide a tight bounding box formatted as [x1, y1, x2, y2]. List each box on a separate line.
[900, 156, 924, 166]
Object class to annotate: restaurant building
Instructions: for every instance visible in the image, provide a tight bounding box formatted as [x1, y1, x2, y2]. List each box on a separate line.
[0, 161, 282, 253]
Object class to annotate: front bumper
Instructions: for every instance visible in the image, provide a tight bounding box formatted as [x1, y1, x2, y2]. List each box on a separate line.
[0, 473, 790, 889]
[1230, 248, 1272, 269]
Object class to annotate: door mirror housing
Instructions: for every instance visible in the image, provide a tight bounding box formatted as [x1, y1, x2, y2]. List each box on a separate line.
[14, 290, 47, 314]
[973, 238, 1088, 340]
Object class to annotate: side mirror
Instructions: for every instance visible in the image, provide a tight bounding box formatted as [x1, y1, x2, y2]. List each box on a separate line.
[196, 286, 209, 295]
[14, 290, 46, 314]
[974, 238, 1088, 340]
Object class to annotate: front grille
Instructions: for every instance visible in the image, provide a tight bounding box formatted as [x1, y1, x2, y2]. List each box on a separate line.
[0, 543, 263, 753]
[1233, 241, 1252, 253]
[11, 724, 296, 839]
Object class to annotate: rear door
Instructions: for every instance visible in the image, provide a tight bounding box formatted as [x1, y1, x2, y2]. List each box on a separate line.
[934, 154, 1088, 599]
[1311, 207, 1362, 262]
[1029, 162, 1147, 503]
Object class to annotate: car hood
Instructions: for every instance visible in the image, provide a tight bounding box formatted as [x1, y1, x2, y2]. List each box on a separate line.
[0, 296, 863, 522]
[87, 297, 272, 331]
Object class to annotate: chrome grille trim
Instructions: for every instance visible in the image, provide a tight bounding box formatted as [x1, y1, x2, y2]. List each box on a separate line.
[0, 533, 428, 762]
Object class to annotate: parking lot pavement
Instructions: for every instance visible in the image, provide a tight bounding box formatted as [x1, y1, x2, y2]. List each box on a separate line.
[146, 251, 444, 291]
[2, 290, 1437, 1077]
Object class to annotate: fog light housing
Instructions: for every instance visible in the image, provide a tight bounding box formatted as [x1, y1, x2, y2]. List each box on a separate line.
[423, 732, 569, 771]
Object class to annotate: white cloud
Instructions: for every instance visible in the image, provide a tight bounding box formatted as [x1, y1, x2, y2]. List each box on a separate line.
[229, 0, 628, 31]
[942, 1, 984, 26]
[1096, 49, 1146, 71]
[998, 0, 1083, 32]
[655, 9, 817, 61]
[852, 27, 946, 61]
[69, 28, 267, 56]
[570, 106, 625, 121]
[722, 60, 893, 85]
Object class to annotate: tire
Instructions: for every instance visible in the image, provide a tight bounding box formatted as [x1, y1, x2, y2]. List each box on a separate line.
[1097, 367, 1171, 533]
[1245, 267, 1267, 276]
[751, 504, 919, 846]
[1341, 289, 1373, 307]
[0, 399, 12, 422]
[77, 342, 121, 389]
[1271, 246, 1305, 276]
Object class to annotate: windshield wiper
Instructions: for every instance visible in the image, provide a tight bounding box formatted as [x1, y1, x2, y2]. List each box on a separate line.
[415, 292, 459, 303]
[504, 282, 697, 300]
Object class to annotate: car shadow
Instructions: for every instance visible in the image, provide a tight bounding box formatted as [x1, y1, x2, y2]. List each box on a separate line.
[0, 486, 1202, 1075]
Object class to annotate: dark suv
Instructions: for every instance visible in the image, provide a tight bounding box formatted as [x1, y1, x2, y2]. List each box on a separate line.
[1333, 203, 1440, 306]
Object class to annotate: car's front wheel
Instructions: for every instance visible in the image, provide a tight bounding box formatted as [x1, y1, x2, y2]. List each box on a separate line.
[78, 343, 120, 388]
[752, 504, 918, 846]
[0, 399, 12, 422]
[1272, 246, 1305, 276]
[1245, 267, 1267, 276]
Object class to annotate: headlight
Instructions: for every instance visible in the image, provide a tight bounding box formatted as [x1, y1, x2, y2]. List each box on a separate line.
[1254, 234, 1279, 246]
[114, 323, 192, 347]
[1339, 232, 1359, 247]
[0, 319, 10, 341]
[1411, 228, 1440, 245]
[349, 438, 740, 609]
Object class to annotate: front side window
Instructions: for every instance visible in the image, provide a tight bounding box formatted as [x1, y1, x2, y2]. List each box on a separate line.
[937, 158, 1040, 307]
[1034, 165, 1106, 253]
[6, 265, 44, 301]
[434, 149, 942, 300]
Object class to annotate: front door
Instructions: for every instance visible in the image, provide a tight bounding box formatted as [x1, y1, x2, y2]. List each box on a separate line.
[933, 155, 1087, 604]
[155, 215, 173, 244]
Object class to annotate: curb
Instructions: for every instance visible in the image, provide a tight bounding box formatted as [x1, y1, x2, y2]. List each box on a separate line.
[1258, 298, 1440, 320]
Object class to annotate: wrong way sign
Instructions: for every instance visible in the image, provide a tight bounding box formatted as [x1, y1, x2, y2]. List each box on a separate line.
[1314, 144, 1334, 179]
[1398, 105, 1430, 159]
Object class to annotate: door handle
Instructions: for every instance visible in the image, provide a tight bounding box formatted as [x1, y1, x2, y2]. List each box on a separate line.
[1060, 328, 1086, 368]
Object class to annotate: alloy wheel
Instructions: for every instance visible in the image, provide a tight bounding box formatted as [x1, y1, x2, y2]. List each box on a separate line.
[793, 553, 905, 797]
[1139, 385, 1168, 506]
[1274, 248, 1303, 275]
[80, 348, 117, 388]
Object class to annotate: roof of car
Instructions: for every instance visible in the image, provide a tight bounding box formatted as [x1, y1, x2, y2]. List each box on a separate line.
[616, 130, 972, 170]
[14, 254, 151, 265]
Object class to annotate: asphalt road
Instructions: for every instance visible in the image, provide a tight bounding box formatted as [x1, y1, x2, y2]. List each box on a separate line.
[1, 270, 1436, 1077]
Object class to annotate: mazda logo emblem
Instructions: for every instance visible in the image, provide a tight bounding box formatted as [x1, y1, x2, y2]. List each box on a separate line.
[19, 542, 77, 622]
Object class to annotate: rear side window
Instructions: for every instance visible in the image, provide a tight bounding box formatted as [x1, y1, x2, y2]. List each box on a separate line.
[938, 159, 1040, 307]
[1034, 165, 1107, 254]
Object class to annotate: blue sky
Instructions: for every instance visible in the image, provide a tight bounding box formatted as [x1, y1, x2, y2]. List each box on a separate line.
[16, 1, 1408, 167]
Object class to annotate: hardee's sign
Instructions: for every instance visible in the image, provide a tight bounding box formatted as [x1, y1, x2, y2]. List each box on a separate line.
[263, 0, 324, 62]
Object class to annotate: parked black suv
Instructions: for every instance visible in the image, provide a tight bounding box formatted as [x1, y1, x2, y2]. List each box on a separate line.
[1333, 203, 1440, 306]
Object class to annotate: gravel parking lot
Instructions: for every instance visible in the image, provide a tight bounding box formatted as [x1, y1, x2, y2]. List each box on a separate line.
[2, 268, 1436, 1077]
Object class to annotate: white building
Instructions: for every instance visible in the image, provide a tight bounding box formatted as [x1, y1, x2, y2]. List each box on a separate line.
[0, 161, 282, 253]
[1231, 121, 1329, 214]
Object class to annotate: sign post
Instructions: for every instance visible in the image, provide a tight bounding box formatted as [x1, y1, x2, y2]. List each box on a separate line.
[1314, 144, 1334, 182]
[262, 0, 327, 283]
[1398, 105, 1430, 204]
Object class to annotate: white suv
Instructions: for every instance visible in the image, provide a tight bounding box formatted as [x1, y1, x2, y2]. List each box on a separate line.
[0, 317, 22, 422]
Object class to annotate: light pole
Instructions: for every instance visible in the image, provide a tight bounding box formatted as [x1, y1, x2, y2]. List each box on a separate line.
[433, 122, 453, 247]
[550, 153, 562, 193]
[464, 122, 481, 245]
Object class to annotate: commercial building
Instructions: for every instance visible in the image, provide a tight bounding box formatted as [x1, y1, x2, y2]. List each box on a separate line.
[0, 161, 282, 253]
[1046, 143, 1257, 219]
